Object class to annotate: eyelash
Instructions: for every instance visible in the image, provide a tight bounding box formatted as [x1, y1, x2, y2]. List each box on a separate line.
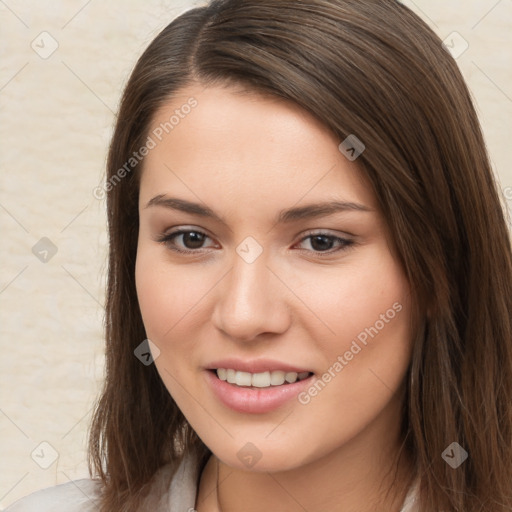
[155, 229, 355, 257]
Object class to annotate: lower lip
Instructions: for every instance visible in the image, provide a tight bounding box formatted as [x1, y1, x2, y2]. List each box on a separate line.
[205, 370, 314, 414]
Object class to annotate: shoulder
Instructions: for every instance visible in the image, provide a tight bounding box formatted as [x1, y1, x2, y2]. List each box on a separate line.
[5, 478, 102, 512]
[5, 451, 201, 512]
[400, 477, 419, 512]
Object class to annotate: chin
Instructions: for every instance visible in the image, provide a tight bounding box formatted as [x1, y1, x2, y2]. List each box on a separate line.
[202, 433, 322, 474]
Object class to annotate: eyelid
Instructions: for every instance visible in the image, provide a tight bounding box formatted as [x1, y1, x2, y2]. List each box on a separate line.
[299, 228, 355, 239]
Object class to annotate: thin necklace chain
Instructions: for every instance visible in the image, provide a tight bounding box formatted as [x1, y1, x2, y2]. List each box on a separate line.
[216, 457, 223, 512]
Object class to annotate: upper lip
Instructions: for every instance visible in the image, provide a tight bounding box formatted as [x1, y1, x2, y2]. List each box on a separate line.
[206, 358, 313, 374]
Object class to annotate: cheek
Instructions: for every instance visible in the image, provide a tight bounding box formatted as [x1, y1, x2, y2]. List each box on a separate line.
[288, 246, 411, 358]
[135, 244, 206, 341]
[291, 260, 412, 447]
[299, 257, 413, 423]
[305, 252, 412, 407]
[134, 245, 205, 401]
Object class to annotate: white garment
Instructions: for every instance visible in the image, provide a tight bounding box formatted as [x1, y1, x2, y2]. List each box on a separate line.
[5, 453, 419, 511]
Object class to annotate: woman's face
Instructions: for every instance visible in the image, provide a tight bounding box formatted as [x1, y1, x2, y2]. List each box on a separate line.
[135, 84, 413, 472]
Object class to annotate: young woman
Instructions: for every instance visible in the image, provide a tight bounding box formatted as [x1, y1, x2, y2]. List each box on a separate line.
[8, 0, 512, 511]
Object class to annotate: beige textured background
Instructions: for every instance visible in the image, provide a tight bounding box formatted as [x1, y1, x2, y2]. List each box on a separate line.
[1, 0, 511, 507]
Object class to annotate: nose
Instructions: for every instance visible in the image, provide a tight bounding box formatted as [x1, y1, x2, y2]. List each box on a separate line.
[211, 252, 291, 342]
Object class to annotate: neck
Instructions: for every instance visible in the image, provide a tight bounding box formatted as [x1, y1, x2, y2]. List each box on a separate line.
[196, 395, 414, 512]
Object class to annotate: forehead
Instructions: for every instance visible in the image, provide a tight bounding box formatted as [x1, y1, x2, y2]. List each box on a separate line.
[140, 84, 376, 213]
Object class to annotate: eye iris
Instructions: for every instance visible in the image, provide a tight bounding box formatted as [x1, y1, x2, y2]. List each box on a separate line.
[310, 235, 333, 252]
[183, 232, 205, 249]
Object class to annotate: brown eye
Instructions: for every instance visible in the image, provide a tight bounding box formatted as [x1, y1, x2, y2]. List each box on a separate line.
[179, 231, 207, 249]
[157, 229, 215, 253]
[310, 235, 335, 251]
[297, 233, 354, 254]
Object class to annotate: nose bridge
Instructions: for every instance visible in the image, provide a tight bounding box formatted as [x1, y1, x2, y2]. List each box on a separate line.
[212, 246, 289, 340]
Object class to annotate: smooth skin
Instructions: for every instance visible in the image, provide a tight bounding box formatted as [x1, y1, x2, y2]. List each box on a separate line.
[135, 84, 415, 512]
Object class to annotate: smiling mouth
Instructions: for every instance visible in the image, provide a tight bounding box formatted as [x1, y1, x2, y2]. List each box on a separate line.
[210, 368, 313, 388]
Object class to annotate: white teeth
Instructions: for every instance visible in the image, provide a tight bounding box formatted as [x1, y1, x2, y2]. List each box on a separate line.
[226, 369, 236, 384]
[251, 371, 271, 388]
[270, 370, 285, 385]
[235, 371, 252, 387]
[215, 368, 311, 387]
[285, 372, 298, 383]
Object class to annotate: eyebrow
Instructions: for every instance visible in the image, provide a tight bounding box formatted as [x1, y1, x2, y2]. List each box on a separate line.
[145, 194, 372, 225]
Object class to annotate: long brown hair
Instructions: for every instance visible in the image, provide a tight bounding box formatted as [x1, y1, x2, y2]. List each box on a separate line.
[89, 1, 512, 510]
